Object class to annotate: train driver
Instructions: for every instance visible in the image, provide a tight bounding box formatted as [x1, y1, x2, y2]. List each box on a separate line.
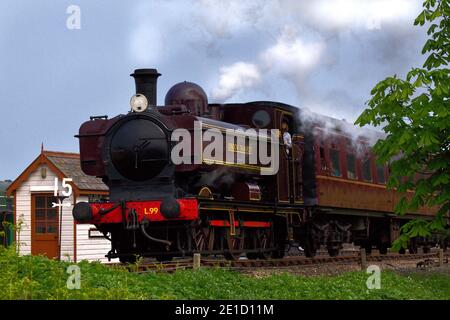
[281, 118, 292, 156]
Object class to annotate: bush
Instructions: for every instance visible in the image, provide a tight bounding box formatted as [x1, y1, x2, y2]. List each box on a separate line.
[0, 247, 448, 300]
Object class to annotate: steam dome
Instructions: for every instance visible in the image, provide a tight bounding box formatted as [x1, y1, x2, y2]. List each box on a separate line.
[164, 81, 208, 116]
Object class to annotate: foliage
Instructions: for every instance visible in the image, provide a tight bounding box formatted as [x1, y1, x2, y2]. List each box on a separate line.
[0, 247, 449, 300]
[355, 0, 450, 249]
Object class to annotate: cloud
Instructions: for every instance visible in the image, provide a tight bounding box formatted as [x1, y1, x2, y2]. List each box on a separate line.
[211, 26, 325, 102]
[301, 89, 362, 121]
[211, 62, 261, 102]
[282, 0, 421, 32]
[261, 26, 325, 81]
[191, 0, 421, 38]
[126, 0, 425, 120]
[191, 0, 267, 38]
[127, 1, 174, 66]
[129, 23, 165, 65]
[128, 0, 268, 64]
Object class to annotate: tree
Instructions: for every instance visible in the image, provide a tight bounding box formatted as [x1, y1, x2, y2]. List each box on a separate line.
[355, 0, 449, 250]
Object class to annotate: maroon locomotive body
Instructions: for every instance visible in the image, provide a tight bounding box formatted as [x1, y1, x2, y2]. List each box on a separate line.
[72, 68, 446, 262]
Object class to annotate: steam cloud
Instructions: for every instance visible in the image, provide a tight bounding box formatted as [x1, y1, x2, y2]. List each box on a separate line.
[261, 26, 325, 82]
[128, 0, 425, 123]
[299, 107, 385, 154]
[212, 62, 261, 102]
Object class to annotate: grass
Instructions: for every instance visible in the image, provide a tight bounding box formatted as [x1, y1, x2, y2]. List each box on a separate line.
[0, 246, 449, 300]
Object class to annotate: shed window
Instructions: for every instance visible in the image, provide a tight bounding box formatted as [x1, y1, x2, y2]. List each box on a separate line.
[362, 157, 372, 182]
[377, 165, 386, 184]
[346, 154, 357, 179]
[329, 149, 341, 177]
[33, 195, 58, 234]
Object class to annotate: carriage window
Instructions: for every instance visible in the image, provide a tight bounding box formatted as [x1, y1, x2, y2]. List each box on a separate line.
[376, 165, 386, 184]
[319, 143, 327, 171]
[362, 157, 372, 182]
[346, 154, 357, 179]
[329, 149, 341, 177]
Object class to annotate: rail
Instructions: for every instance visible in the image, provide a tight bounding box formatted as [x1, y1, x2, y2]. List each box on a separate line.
[107, 250, 448, 273]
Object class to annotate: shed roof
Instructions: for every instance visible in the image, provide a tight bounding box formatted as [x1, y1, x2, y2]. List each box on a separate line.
[6, 150, 108, 196]
[44, 151, 108, 192]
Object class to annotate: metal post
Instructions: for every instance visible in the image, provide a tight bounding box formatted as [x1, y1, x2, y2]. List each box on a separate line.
[360, 248, 367, 270]
[56, 194, 68, 261]
[59, 203, 62, 260]
[193, 253, 201, 270]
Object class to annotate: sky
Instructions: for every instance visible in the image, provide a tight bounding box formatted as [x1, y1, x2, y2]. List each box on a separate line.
[0, 0, 428, 180]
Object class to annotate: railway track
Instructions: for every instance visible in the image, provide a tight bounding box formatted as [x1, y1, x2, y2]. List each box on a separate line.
[111, 251, 448, 273]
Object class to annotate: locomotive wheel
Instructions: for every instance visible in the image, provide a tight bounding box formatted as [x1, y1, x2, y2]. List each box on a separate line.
[246, 230, 260, 260]
[246, 228, 278, 259]
[208, 227, 215, 252]
[224, 228, 245, 260]
[193, 226, 212, 253]
[258, 229, 273, 260]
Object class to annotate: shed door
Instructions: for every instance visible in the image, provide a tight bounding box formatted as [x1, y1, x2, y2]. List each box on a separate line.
[31, 194, 59, 259]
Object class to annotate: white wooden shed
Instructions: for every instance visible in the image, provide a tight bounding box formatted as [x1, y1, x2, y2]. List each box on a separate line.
[6, 149, 115, 262]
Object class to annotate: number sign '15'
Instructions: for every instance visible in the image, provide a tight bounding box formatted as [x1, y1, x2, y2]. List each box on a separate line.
[54, 178, 73, 197]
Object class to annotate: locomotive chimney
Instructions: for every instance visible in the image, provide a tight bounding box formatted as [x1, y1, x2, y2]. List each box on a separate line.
[130, 68, 161, 106]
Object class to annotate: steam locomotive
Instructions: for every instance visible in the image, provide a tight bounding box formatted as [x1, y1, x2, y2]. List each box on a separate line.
[72, 68, 447, 262]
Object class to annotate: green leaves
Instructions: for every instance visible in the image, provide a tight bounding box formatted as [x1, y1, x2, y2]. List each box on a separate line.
[432, 173, 449, 186]
[356, 0, 450, 246]
[399, 219, 432, 238]
[419, 131, 439, 146]
[414, 11, 426, 26]
[395, 197, 409, 215]
[414, 0, 450, 70]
